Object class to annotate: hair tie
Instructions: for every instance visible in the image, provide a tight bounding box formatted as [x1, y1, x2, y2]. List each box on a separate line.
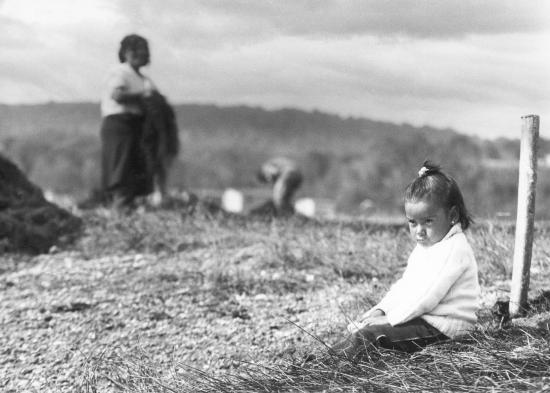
[418, 166, 429, 177]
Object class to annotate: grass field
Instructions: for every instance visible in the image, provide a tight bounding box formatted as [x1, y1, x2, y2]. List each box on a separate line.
[1, 205, 549, 392]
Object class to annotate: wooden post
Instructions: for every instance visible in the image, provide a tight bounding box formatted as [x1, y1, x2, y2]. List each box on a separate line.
[510, 115, 539, 317]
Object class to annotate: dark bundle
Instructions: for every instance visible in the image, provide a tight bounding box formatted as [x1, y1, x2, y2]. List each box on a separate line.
[142, 92, 180, 194]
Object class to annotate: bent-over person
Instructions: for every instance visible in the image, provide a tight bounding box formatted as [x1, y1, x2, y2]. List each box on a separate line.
[257, 157, 303, 215]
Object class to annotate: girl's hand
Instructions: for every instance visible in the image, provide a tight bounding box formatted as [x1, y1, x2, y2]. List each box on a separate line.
[356, 308, 385, 324]
[347, 309, 387, 333]
[362, 309, 385, 319]
[347, 321, 366, 334]
[363, 315, 389, 326]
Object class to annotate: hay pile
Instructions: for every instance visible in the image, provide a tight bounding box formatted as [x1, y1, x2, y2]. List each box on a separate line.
[0, 154, 82, 254]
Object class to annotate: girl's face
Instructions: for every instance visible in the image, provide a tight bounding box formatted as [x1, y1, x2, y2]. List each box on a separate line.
[405, 198, 456, 247]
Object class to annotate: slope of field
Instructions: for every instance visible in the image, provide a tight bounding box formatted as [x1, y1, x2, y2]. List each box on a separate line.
[1, 206, 549, 392]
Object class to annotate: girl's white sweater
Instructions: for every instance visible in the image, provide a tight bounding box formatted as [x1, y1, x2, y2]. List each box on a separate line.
[370, 224, 480, 338]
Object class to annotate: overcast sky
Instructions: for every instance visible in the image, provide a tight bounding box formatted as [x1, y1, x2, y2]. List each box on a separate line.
[1, 0, 549, 138]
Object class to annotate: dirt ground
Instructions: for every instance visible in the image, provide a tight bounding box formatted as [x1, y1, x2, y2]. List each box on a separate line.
[1, 209, 549, 392]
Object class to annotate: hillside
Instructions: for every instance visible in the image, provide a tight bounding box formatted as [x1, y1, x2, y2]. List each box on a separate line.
[0, 102, 548, 217]
[0, 101, 535, 156]
[0, 102, 453, 139]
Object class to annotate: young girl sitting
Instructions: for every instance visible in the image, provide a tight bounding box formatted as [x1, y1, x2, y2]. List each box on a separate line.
[331, 161, 480, 360]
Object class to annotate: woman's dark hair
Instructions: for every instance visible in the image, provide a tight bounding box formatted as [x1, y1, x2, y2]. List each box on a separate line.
[404, 160, 473, 230]
[118, 34, 149, 63]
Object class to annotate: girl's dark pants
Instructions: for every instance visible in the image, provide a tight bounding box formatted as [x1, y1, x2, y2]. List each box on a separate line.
[331, 318, 448, 361]
[101, 114, 153, 205]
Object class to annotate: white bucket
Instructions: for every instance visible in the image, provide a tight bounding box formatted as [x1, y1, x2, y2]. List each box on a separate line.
[222, 188, 244, 213]
[294, 198, 315, 217]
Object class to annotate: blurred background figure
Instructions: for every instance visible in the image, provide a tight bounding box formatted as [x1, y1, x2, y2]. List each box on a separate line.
[99, 34, 156, 208]
[255, 156, 303, 215]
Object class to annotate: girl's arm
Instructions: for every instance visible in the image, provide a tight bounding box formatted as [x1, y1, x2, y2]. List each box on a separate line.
[346, 272, 411, 334]
[384, 243, 471, 326]
[346, 254, 415, 334]
[366, 254, 417, 319]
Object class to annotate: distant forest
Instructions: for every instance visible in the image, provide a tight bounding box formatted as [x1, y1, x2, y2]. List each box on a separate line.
[1, 102, 549, 218]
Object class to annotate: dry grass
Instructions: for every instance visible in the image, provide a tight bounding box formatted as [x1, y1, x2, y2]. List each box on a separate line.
[1, 206, 550, 392]
[82, 325, 550, 393]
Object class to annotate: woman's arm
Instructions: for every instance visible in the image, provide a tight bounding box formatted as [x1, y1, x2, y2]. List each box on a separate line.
[111, 86, 149, 104]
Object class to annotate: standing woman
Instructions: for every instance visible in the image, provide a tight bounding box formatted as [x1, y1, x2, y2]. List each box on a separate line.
[100, 34, 155, 208]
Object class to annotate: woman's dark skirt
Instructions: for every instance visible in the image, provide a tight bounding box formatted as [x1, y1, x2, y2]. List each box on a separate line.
[100, 114, 153, 205]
